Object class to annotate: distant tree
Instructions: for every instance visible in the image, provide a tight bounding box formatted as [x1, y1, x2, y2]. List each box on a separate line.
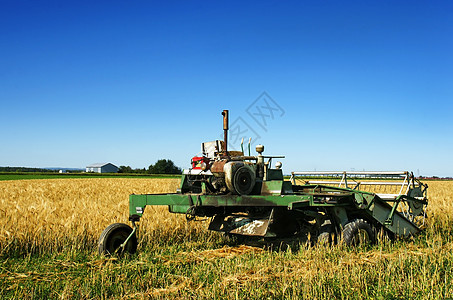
[0, 166, 54, 173]
[148, 159, 181, 174]
[118, 161, 181, 174]
[118, 166, 133, 173]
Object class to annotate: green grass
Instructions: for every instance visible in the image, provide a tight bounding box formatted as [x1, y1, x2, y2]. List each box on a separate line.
[2, 216, 453, 300]
[0, 172, 181, 181]
[1, 234, 453, 299]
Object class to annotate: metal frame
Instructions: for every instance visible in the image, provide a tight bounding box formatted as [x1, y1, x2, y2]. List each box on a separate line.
[290, 171, 426, 200]
[129, 172, 428, 238]
[290, 170, 429, 228]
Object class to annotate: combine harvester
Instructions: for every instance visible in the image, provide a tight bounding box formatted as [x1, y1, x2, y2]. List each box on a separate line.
[99, 110, 428, 255]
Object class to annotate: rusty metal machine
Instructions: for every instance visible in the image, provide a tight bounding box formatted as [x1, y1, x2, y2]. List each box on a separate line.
[98, 110, 428, 255]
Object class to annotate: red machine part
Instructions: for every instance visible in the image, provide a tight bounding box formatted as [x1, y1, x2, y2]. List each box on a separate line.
[191, 156, 210, 170]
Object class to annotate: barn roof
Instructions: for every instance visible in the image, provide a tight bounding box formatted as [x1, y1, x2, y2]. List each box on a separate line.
[86, 163, 115, 168]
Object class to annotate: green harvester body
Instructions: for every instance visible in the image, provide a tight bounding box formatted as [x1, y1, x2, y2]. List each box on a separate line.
[99, 110, 428, 256]
[127, 110, 428, 243]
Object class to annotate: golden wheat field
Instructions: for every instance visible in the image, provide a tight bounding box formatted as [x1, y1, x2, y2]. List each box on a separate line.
[1, 178, 452, 254]
[1, 177, 453, 299]
[0, 178, 211, 254]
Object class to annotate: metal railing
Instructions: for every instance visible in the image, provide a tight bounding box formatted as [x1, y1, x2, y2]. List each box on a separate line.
[290, 171, 424, 200]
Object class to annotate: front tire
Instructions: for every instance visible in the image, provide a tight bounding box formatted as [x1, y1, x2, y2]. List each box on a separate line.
[98, 223, 137, 256]
[342, 219, 375, 247]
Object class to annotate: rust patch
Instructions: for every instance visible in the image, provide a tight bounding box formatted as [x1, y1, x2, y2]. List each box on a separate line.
[211, 160, 227, 175]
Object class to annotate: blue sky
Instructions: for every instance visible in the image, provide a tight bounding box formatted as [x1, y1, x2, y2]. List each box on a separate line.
[1, 1, 452, 176]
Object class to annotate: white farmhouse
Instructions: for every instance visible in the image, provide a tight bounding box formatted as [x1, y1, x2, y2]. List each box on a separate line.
[86, 163, 119, 173]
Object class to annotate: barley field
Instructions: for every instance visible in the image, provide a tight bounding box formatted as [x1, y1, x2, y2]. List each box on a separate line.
[1, 178, 452, 299]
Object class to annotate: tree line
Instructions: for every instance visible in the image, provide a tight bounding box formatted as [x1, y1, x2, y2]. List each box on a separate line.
[118, 159, 182, 174]
[0, 167, 55, 172]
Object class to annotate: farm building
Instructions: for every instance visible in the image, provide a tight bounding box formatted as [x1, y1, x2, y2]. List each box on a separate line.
[85, 163, 119, 173]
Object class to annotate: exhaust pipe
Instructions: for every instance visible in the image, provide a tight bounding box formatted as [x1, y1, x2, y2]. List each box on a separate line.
[222, 110, 229, 155]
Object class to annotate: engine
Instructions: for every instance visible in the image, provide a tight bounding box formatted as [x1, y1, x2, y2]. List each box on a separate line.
[179, 110, 283, 196]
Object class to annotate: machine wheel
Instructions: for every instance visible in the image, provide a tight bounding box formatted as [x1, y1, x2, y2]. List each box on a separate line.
[342, 219, 376, 247]
[233, 166, 256, 195]
[317, 220, 336, 246]
[98, 223, 137, 256]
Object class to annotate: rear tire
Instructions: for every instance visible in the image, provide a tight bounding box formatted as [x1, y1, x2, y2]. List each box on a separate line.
[317, 220, 336, 246]
[98, 223, 137, 256]
[342, 219, 376, 247]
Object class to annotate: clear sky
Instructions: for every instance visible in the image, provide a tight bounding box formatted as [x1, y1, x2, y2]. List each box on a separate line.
[1, 1, 452, 176]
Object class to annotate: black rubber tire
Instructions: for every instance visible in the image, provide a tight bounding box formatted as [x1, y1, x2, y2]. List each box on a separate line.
[98, 223, 137, 256]
[342, 219, 376, 247]
[317, 220, 336, 246]
[233, 166, 256, 195]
